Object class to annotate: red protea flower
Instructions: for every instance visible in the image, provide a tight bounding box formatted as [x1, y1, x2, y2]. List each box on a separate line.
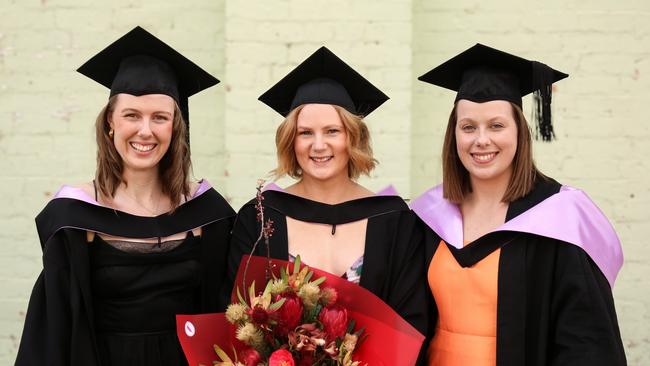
[239, 347, 262, 366]
[274, 293, 303, 336]
[247, 305, 270, 326]
[318, 304, 348, 342]
[269, 349, 295, 366]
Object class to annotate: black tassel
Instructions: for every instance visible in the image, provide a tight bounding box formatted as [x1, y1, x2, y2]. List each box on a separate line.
[531, 61, 555, 141]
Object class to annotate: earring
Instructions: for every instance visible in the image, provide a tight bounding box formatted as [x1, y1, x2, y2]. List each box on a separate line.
[108, 129, 114, 138]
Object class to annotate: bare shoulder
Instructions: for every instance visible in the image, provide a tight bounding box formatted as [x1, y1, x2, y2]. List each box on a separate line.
[354, 183, 375, 199]
[73, 181, 97, 200]
[284, 182, 298, 194]
[188, 181, 201, 197]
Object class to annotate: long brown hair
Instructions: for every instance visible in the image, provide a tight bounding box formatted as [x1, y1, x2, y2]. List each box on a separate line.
[272, 104, 377, 180]
[442, 102, 545, 203]
[94, 95, 191, 210]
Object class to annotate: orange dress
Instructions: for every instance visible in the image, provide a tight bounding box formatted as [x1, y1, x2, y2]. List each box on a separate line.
[427, 240, 500, 366]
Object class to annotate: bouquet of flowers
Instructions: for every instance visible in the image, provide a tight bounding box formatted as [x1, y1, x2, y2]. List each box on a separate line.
[215, 256, 364, 366]
[176, 182, 423, 365]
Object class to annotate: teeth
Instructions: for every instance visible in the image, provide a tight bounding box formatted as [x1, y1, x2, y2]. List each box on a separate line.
[311, 156, 332, 162]
[473, 153, 495, 162]
[131, 142, 155, 152]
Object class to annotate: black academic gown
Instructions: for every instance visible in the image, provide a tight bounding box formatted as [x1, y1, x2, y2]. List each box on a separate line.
[14, 187, 235, 366]
[419, 178, 626, 366]
[226, 190, 429, 339]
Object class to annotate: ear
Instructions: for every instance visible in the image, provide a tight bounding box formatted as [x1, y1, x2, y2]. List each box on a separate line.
[107, 111, 114, 130]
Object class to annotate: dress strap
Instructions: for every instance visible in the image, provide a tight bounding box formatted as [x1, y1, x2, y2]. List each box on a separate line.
[92, 179, 98, 201]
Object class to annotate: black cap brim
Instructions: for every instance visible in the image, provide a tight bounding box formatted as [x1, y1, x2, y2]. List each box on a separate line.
[258, 46, 388, 117]
[77, 26, 219, 123]
[418, 43, 568, 97]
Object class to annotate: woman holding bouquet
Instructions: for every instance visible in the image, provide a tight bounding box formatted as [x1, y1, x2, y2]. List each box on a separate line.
[411, 44, 626, 365]
[226, 47, 428, 345]
[15, 27, 235, 366]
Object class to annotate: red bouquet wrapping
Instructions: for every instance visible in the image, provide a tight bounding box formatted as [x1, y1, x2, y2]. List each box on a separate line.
[177, 255, 424, 365]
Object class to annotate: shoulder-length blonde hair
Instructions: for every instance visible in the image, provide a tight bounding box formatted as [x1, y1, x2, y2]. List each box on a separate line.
[273, 104, 377, 180]
[442, 102, 546, 203]
[94, 95, 191, 210]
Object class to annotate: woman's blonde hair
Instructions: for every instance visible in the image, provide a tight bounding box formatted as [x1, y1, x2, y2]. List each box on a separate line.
[273, 104, 377, 180]
[94, 95, 191, 210]
[442, 102, 546, 203]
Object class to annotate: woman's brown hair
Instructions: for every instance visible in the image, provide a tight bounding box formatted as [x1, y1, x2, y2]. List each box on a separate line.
[94, 95, 191, 210]
[442, 102, 546, 203]
[272, 104, 377, 180]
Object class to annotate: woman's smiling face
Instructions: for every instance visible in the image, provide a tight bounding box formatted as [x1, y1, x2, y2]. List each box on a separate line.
[455, 99, 518, 184]
[294, 103, 350, 182]
[109, 93, 175, 174]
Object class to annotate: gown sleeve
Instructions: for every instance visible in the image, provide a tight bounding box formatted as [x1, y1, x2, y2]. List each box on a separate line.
[550, 243, 627, 366]
[383, 211, 430, 336]
[15, 230, 97, 366]
[388, 212, 433, 366]
[200, 216, 235, 312]
[222, 204, 260, 305]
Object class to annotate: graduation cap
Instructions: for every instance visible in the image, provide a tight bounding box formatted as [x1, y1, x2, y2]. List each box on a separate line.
[418, 43, 568, 141]
[259, 46, 389, 117]
[77, 26, 219, 126]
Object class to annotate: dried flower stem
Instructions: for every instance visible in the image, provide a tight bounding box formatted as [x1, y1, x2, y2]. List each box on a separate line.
[242, 179, 275, 301]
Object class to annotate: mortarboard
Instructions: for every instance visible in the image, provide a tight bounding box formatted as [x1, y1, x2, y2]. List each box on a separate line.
[418, 43, 568, 141]
[77, 26, 219, 126]
[258, 46, 388, 117]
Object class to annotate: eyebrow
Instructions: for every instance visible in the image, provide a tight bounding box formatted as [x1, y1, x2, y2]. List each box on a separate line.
[296, 123, 343, 129]
[120, 108, 140, 113]
[457, 115, 510, 123]
[119, 108, 172, 116]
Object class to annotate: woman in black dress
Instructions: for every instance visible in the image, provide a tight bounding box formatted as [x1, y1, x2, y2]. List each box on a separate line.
[15, 27, 234, 366]
[226, 47, 428, 344]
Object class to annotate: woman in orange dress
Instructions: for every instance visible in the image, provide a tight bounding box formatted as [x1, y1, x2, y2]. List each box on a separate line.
[411, 44, 626, 366]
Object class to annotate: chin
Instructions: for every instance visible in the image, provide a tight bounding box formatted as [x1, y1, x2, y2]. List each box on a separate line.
[124, 159, 161, 172]
[304, 169, 346, 182]
[469, 168, 510, 182]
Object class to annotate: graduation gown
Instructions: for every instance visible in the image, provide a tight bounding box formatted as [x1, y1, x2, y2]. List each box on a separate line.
[226, 187, 429, 338]
[411, 177, 626, 366]
[15, 181, 235, 366]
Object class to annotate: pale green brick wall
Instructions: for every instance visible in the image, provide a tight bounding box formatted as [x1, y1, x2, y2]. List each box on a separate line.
[2, 0, 649, 364]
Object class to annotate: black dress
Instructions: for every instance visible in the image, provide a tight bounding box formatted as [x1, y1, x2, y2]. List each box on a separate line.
[90, 234, 203, 365]
[225, 189, 429, 337]
[15, 182, 235, 366]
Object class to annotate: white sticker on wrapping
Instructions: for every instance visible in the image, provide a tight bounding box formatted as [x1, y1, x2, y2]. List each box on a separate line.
[184, 321, 195, 337]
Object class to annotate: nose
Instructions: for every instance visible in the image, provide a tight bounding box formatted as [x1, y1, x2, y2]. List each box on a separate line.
[475, 127, 491, 147]
[137, 118, 153, 138]
[312, 132, 327, 151]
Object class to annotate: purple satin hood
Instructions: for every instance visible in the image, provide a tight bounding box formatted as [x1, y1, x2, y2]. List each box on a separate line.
[410, 184, 623, 287]
[53, 179, 213, 207]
